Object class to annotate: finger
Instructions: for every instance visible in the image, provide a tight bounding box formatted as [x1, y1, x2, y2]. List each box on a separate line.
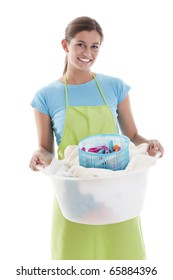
[29, 158, 45, 171]
[29, 163, 39, 171]
[153, 141, 164, 157]
[29, 161, 40, 171]
[148, 148, 157, 157]
[158, 144, 164, 157]
[150, 140, 159, 150]
[148, 140, 164, 157]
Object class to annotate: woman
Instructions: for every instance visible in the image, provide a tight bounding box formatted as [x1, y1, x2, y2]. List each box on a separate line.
[29, 16, 164, 260]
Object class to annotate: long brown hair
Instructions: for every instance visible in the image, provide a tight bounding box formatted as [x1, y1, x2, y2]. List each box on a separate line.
[63, 16, 104, 74]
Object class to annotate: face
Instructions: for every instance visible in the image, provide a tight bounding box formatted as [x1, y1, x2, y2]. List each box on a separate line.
[62, 30, 101, 72]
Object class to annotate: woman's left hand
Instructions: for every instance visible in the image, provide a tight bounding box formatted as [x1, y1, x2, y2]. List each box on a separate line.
[147, 139, 164, 158]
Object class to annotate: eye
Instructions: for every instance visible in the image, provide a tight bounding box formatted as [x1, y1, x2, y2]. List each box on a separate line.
[91, 45, 100, 50]
[76, 43, 85, 48]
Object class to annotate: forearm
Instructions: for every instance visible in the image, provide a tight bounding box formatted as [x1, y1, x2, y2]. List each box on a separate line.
[130, 133, 150, 146]
[37, 145, 55, 157]
[129, 133, 164, 157]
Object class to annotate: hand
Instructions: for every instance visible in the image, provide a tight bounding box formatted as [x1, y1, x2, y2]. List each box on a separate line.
[147, 139, 164, 158]
[29, 149, 54, 171]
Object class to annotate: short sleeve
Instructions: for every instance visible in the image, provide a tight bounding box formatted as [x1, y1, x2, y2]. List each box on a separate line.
[30, 89, 49, 115]
[117, 79, 131, 104]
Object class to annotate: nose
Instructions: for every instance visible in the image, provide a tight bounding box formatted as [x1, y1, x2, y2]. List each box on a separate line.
[82, 46, 92, 57]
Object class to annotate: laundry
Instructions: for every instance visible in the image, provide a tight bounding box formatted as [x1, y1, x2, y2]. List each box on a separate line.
[81, 141, 121, 154]
[38, 141, 159, 178]
[45, 142, 160, 226]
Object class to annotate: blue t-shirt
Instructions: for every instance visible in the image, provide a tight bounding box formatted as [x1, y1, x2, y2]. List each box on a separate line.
[31, 73, 130, 145]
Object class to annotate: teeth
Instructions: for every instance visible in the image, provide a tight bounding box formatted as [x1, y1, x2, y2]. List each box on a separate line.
[79, 58, 91, 62]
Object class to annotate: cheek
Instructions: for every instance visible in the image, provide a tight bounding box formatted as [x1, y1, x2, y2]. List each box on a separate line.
[92, 51, 99, 59]
[68, 48, 79, 59]
[92, 48, 100, 56]
[68, 51, 75, 61]
[68, 53, 79, 66]
[71, 49, 85, 63]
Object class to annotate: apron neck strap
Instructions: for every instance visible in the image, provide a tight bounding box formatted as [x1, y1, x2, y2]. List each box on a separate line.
[92, 74, 108, 105]
[64, 73, 109, 107]
[64, 75, 69, 107]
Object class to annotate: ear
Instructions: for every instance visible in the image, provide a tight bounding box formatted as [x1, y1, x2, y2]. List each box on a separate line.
[61, 39, 69, 52]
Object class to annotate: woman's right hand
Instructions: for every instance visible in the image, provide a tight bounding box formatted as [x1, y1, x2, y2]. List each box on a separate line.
[30, 109, 55, 171]
[29, 149, 54, 171]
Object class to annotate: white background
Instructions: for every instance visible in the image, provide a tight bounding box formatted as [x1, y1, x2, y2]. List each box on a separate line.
[0, 0, 172, 279]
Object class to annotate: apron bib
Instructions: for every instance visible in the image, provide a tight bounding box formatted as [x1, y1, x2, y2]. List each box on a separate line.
[51, 76, 146, 260]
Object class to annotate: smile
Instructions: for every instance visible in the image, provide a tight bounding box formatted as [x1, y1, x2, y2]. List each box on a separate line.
[78, 58, 92, 62]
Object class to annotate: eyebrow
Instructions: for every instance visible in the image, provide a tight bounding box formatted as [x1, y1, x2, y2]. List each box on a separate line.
[76, 40, 100, 45]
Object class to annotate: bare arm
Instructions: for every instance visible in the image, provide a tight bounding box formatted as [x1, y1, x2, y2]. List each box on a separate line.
[117, 95, 164, 157]
[29, 109, 55, 171]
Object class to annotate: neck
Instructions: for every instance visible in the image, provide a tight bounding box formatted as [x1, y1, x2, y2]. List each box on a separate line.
[64, 71, 95, 85]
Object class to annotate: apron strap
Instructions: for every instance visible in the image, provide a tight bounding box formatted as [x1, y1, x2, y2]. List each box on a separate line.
[64, 75, 69, 107]
[64, 73, 109, 107]
[92, 74, 109, 106]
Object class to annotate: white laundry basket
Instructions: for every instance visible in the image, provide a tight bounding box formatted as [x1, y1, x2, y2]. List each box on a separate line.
[50, 168, 149, 225]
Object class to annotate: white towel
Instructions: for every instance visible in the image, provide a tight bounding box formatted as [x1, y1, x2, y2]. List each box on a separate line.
[38, 142, 159, 178]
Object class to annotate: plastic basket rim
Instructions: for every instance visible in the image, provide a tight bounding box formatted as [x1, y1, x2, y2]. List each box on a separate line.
[78, 133, 130, 143]
[50, 167, 149, 181]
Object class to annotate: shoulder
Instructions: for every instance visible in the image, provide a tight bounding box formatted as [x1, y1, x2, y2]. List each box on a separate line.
[35, 80, 64, 97]
[96, 73, 128, 87]
[31, 80, 65, 114]
[33, 80, 65, 105]
[96, 73, 131, 103]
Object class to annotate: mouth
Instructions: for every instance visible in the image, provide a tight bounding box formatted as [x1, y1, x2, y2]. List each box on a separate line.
[78, 58, 92, 63]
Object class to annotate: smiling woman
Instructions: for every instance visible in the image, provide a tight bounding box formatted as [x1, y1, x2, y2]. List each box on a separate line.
[29, 16, 164, 260]
[61, 17, 104, 78]
[61, 30, 101, 83]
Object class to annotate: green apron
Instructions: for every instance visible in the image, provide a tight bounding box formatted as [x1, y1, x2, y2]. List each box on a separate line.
[51, 76, 146, 260]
